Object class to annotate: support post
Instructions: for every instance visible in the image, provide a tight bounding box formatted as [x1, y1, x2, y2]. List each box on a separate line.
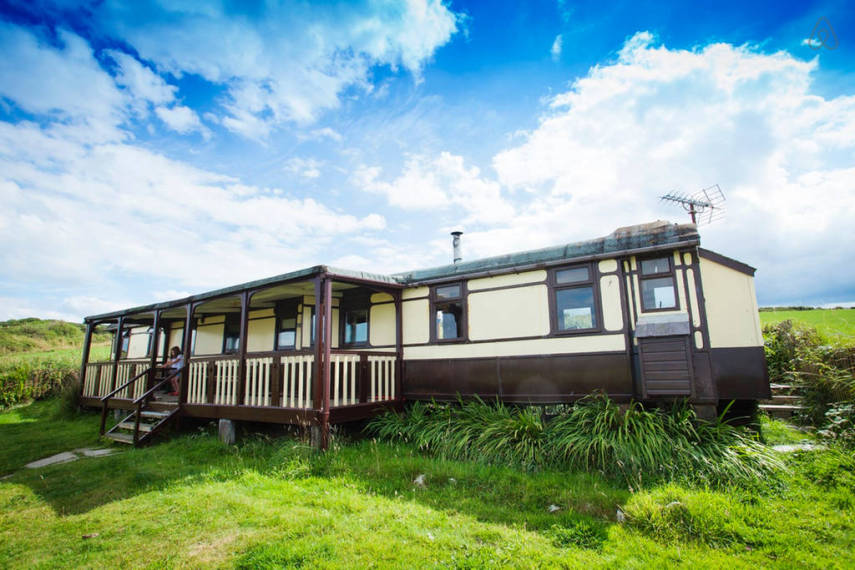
[237, 291, 250, 406]
[78, 321, 94, 397]
[148, 310, 161, 391]
[312, 275, 324, 411]
[320, 277, 333, 450]
[394, 290, 403, 402]
[110, 316, 125, 393]
[180, 304, 194, 404]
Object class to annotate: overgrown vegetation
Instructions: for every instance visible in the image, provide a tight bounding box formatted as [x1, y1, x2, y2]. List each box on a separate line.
[0, 318, 111, 409]
[0, 318, 110, 355]
[1, 398, 852, 568]
[367, 395, 782, 490]
[763, 319, 855, 448]
[759, 307, 855, 345]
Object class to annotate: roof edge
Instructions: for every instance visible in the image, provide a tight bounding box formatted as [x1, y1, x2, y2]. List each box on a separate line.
[698, 248, 756, 276]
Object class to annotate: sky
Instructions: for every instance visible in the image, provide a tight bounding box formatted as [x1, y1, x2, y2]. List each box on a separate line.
[0, 0, 853, 322]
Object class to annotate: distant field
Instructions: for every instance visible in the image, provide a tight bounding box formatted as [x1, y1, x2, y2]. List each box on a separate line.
[759, 308, 855, 345]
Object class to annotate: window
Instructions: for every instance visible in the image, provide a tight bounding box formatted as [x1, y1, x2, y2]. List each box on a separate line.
[551, 264, 599, 332]
[639, 256, 678, 311]
[145, 326, 154, 357]
[340, 291, 370, 346]
[118, 330, 130, 358]
[431, 283, 466, 342]
[275, 300, 299, 350]
[223, 314, 241, 353]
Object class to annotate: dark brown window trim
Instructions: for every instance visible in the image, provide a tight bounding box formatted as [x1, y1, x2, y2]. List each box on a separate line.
[547, 262, 604, 336]
[339, 290, 371, 348]
[429, 282, 468, 344]
[636, 254, 681, 313]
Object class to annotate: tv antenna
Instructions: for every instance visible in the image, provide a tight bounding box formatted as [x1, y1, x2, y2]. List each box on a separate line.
[660, 184, 726, 225]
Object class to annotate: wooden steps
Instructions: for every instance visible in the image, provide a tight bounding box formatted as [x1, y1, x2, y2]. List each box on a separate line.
[761, 383, 805, 418]
[104, 392, 180, 446]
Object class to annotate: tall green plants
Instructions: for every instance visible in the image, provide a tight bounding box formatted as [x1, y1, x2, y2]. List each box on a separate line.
[367, 395, 783, 489]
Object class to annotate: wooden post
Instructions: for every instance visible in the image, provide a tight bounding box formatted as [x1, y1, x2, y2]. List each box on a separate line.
[180, 304, 194, 404]
[237, 291, 250, 406]
[312, 275, 324, 411]
[110, 316, 125, 393]
[320, 277, 333, 450]
[394, 290, 403, 403]
[78, 321, 94, 398]
[147, 310, 161, 391]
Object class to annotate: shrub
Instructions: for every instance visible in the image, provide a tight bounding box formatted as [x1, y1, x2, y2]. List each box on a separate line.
[0, 357, 79, 408]
[818, 403, 855, 449]
[367, 395, 784, 490]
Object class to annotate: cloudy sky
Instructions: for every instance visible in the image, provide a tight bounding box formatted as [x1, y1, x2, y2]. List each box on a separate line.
[0, 0, 853, 321]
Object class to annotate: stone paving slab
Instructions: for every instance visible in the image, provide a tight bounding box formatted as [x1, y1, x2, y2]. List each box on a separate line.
[24, 448, 120, 469]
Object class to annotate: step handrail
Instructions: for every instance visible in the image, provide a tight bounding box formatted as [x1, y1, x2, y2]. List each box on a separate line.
[100, 367, 152, 435]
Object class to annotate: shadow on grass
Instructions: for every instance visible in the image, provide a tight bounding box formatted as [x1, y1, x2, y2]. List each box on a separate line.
[3, 406, 629, 545]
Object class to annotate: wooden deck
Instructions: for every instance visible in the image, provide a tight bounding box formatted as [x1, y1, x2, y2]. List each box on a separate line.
[81, 349, 402, 446]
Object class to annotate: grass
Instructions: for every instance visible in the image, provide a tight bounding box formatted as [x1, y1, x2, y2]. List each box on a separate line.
[1, 399, 853, 568]
[0, 318, 111, 355]
[759, 308, 855, 346]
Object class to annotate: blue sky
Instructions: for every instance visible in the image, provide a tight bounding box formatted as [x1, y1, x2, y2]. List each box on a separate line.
[0, 0, 853, 321]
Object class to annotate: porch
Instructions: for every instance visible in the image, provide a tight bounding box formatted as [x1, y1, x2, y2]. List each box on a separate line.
[79, 267, 404, 448]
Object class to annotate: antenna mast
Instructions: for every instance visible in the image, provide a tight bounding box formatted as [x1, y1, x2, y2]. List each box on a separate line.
[660, 184, 726, 225]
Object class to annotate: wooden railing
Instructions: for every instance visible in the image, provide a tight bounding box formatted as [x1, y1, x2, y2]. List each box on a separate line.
[185, 349, 396, 410]
[83, 359, 150, 399]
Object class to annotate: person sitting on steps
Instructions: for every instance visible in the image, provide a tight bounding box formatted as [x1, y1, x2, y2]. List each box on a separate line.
[162, 346, 184, 396]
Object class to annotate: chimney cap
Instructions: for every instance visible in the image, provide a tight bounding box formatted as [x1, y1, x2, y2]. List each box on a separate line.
[451, 230, 463, 236]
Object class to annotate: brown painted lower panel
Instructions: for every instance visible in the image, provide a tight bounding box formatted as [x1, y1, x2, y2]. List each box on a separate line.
[328, 400, 402, 423]
[403, 352, 633, 403]
[182, 404, 319, 425]
[710, 346, 771, 400]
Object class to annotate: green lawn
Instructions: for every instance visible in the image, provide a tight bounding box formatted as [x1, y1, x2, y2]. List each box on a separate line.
[760, 308, 855, 345]
[1, 400, 853, 568]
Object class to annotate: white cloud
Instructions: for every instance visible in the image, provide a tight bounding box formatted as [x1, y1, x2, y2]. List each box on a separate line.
[355, 152, 515, 225]
[284, 157, 324, 179]
[551, 34, 562, 61]
[154, 105, 208, 137]
[0, 23, 127, 143]
[489, 32, 855, 303]
[96, 0, 463, 138]
[105, 49, 176, 108]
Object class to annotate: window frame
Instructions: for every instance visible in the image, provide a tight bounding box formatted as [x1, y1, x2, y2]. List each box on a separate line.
[274, 299, 300, 351]
[429, 282, 468, 343]
[547, 263, 604, 335]
[339, 290, 371, 347]
[637, 254, 680, 313]
[222, 313, 241, 354]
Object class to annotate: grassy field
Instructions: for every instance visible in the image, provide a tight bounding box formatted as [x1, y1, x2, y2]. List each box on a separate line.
[1, 400, 853, 568]
[760, 308, 855, 345]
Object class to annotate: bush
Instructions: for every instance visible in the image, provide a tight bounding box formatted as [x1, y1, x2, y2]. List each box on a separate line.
[0, 357, 79, 408]
[367, 395, 784, 490]
[763, 320, 855, 428]
[818, 403, 855, 449]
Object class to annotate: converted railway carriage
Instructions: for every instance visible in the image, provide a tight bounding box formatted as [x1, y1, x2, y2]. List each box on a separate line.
[79, 221, 770, 447]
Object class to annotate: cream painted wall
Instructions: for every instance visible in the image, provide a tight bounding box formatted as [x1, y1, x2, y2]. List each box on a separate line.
[247, 318, 275, 352]
[699, 258, 763, 348]
[600, 275, 623, 331]
[370, 303, 397, 346]
[598, 259, 618, 274]
[403, 286, 429, 300]
[468, 285, 549, 341]
[301, 305, 314, 348]
[402, 299, 429, 344]
[467, 270, 545, 291]
[331, 308, 339, 349]
[404, 334, 625, 360]
[126, 327, 150, 359]
[371, 293, 394, 303]
[686, 267, 701, 328]
[195, 324, 224, 355]
[167, 327, 183, 352]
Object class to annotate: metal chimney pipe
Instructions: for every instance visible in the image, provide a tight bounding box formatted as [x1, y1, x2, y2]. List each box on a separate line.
[451, 231, 463, 264]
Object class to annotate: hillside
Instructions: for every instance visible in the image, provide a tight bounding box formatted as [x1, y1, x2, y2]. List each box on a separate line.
[0, 318, 110, 356]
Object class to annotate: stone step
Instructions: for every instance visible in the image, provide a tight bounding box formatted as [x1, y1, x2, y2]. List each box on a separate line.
[759, 404, 805, 418]
[760, 395, 801, 405]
